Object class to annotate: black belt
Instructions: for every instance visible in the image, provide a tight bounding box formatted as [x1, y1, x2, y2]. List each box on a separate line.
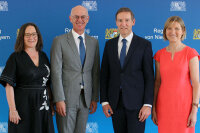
[81, 89, 84, 94]
[16, 85, 46, 89]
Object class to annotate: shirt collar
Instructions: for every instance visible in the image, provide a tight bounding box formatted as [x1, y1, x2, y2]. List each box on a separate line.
[119, 32, 133, 43]
[72, 29, 85, 40]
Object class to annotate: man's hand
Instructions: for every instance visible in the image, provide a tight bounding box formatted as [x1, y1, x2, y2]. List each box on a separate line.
[89, 101, 97, 114]
[138, 106, 151, 122]
[102, 104, 113, 117]
[56, 101, 66, 117]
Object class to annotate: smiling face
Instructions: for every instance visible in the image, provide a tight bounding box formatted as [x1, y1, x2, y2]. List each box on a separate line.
[116, 12, 135, 38]
[166, 21, 184, 43]
[24, 26, 38, 50]
[69, 6, 89, 35]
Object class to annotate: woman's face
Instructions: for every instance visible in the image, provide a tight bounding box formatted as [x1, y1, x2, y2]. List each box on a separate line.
[166, 21, 184, 43]
[24, 26, 38, 50]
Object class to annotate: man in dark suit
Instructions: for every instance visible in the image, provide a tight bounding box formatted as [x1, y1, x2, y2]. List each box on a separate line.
[100, 7, 154, 133]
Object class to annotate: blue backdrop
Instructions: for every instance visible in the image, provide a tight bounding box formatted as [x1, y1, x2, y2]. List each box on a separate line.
[0, 0, 200, 132]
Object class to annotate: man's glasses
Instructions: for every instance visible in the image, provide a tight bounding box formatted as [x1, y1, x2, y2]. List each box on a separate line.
[24, 32, 38, 38]
[72, 15, 88, 21]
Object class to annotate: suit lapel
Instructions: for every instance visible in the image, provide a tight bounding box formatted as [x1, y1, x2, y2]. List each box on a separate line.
[113, 37, 121, 68]
[123, 35, 138, 69]
[84, 34, 92, 68]
[67, 31, 82, 67]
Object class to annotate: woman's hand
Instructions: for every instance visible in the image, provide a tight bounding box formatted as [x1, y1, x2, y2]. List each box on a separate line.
[152, 107, 158, 126]
[187, 107, 197, 128]
[9, 110, 21, 124]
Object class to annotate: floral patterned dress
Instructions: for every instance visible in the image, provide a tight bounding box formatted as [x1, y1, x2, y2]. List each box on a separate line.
[0, 51, 54, 133]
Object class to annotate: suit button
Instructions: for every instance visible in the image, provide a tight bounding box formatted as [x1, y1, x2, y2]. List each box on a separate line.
[79, 83, 81, 85]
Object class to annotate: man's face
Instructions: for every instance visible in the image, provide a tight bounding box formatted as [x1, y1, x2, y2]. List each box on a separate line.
[69, 6, 89, 35]
[116, 12, 135, 38]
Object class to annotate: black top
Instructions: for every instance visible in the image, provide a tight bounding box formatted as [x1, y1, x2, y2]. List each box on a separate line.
[0, 51, 50, 88]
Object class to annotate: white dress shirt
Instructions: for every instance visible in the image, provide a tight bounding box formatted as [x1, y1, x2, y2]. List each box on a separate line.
[102, 32, 152, 108]
[118, 32, 133, 58]
[72, 29, 86, 89]
[71, 29, 86, 54]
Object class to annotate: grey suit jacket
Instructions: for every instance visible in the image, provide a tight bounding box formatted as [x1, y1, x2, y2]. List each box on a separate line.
[50, 31, 100, 108]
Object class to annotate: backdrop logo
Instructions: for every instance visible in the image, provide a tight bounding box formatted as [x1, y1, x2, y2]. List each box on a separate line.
[170, 1, 186, 11]
[105, 28, 119, 39]
[86, 122, 98, 133]
[0, 29, 11, 40]
[0, 1, 8, 11]
[193, 29, 200, 40]
[0, 122, 7, 133]
[64, 28, 98, 39]
[0, 66, 4, 75]
[82, 1, 97, 11]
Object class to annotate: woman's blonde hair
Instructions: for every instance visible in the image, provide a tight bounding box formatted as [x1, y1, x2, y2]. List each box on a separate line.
[163, 16, 186, 41]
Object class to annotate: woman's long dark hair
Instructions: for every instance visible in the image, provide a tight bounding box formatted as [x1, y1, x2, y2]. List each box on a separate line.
[15, 23, 43, 52]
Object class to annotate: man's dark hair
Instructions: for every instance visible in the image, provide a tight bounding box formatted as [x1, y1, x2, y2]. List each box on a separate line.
[115, 7, 135, 20]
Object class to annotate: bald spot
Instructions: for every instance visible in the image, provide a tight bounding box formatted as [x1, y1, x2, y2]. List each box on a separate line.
[70, 5, 88, 16]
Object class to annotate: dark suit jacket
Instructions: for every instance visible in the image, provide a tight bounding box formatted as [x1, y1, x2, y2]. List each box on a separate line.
[100, 34, 154, 110]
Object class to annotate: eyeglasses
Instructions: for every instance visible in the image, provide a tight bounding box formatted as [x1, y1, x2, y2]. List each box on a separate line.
[72, 15, 88, 21]
[24, 32, 38, 38]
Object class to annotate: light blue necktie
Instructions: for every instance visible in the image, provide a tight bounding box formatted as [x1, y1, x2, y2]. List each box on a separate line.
[120, 39, 127, 68]
[78, 36, 86, 66]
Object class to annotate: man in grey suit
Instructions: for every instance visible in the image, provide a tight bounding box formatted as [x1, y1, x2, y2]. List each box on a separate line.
[51, 5, 100, 133]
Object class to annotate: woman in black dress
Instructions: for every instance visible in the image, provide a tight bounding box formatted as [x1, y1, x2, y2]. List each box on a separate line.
[0, 23, 54, 133]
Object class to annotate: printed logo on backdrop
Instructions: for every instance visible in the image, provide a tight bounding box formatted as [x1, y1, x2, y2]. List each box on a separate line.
[86, 122, 98, 133]
[0, 122, 8, 133]
[0, 1, 8, 11]
[105, 28, 120, 39]
[145, 28, 163, 40]
[0, 66, 4, 75]
[64, 28, 98, 39]
[170, 1, 186, 11]
[193, 29, 200, 40]
[82, 1, 97, 11]
[0, 29, 10, 41]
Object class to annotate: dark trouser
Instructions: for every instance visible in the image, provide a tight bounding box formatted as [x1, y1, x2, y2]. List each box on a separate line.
[111, 92, 145, 133]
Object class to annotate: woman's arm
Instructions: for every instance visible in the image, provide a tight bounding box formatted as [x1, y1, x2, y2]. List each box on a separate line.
[5, 83, 21, 124]
[187, 56, 199, 127]
[152, 61, 161, 125]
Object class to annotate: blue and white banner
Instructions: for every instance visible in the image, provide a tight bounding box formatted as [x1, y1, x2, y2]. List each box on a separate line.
[0, 0, 200, 132]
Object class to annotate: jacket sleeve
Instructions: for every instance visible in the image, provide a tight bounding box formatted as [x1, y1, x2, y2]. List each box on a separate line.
[100, 42, 110, 103]
[50, 37, 66, 103]
[142, 41, 154, 105]
[91, 39, 100, 102]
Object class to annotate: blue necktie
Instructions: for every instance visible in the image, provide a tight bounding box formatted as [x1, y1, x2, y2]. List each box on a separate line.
[78, 36, 86, 66]
[120, 39, 127, 68]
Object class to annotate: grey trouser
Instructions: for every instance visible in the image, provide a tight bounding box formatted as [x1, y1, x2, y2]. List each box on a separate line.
[56, 90, 89, 133]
